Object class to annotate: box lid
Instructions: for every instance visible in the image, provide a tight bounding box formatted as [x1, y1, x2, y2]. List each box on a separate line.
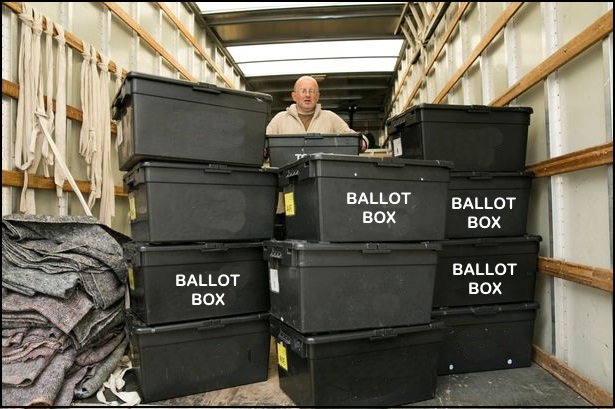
[440, 234, 542, 248]
[128, 311, 270, 334]
[123, 161, 277, 188]
[386, 103, 533, 131]
[266, 133, 361, 148]
[124, 241, 264, 267]
[432, 302, 540, 318]
[112, 71, 272, 120]
[279, 153, 452, 184]
[263, 239, 441, 252]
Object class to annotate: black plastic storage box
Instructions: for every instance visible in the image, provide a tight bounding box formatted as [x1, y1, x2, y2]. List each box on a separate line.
[279, 153, 452, 242]
[264, 240, 440, 333]
[112, 71, 272, 171]
[124, 242, 269, 325]
[266, 133, 361, 167]
[446, 171, 533, 238]
[271, 317, 443, 407]
[433, 235, 541, 308]
[432, 302, 539, 375]
[127, 312, 270, 403]
[386, 103, 533, 172]
[124, 161, 277, 243]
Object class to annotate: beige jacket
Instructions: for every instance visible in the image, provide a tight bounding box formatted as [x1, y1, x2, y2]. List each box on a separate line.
[266, 103, 354, 134]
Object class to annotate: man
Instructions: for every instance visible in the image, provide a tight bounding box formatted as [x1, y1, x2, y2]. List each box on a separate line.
[267, 75, 369, 151]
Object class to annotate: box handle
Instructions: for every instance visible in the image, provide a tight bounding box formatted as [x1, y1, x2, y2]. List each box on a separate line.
[472, 305, 499, 316]
[200, 247, 230, 253]
[197, 320, 225, 331]
[369, 328, 397, 340]
[203, 167, 232, 174]
[193, 83, 222, 94]
[375, 161, 404, 168]
[304, 134, 325, 140]
[468, 173, 493, 181]
[466, 105, 490, 113]
[111, 93, 130, 120]
[361, 249, 391, 254]
[473, 241, 499, 248]
[268, 250, 283, 260]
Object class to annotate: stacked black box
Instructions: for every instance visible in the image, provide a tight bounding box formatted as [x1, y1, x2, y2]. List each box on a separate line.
[265, 153, 452, 406]
[266, 133, 362, 168]
[387, 103, 540, 375]
[113, 72, 275, 402]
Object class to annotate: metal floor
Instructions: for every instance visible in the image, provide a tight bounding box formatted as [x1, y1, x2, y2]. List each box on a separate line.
[74, 338, 591, 408]
[143, 345, 591, 408]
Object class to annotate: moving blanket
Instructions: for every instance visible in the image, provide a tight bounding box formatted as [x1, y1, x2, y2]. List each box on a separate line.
[1, 214, 130, 407]
[2, 214, 129, 308]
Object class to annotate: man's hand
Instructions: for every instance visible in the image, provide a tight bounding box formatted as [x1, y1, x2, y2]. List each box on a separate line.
[360, 135, 368, 152]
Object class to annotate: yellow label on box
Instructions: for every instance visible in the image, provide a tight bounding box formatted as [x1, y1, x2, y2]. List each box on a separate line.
[277, 342, 288, 371]
[128, 194, 136, 220]
[284, 191, 295, 216]
[127, 266, 135, 291]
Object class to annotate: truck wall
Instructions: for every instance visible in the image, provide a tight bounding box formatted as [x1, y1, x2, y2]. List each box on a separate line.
[389, 2, 613, 399]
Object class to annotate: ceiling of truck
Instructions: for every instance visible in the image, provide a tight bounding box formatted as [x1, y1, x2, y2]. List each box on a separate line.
[193, 2, 411, 133]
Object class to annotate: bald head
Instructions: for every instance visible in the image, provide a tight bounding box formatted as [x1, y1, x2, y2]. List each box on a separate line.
[294, 76, 319, 91]
[292, 76, 320, 114]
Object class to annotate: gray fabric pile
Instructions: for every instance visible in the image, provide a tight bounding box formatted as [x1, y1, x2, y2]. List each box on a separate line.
[2, 214, 130, 407]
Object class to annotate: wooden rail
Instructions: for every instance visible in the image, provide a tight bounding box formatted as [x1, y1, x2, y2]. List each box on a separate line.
[2, 170, 127, 197]
[491, 9, 613, 106]
[3, 2, 125, 77]
[527, 142, 613, 178]
[533, 345, 613, 407]
[155, 2, 234, 88]
[539, 257, 613, 293]
[432, 2, 524, 105]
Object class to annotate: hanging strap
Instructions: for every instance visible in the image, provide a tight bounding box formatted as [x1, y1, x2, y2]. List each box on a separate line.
[40, 17, 55, 177]
[15, 4, 35, 213]
[54, 23, 67, 197]
[98, 54, 115, 226]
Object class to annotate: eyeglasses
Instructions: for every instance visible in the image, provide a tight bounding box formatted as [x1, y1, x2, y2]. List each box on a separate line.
[295, 88, 319, 95]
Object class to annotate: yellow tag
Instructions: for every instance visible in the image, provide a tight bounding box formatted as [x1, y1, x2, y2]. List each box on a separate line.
[128, 194, 136, 220]
[284, 191, 295, 216]
[277, 342, 288, 371]
[127, 266, 135, 290]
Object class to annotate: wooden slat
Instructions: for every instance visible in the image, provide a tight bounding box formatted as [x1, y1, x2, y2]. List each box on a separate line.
[400, 2, 470, 111]
[425, 3, 470, 76]
[155, 2, 233, 88]
[533, 345, 613, 407]
[491, 9, 613, 107]
[2, 78, 117, 133]
[433, 2, 524, 104]
[538, 256, 613, 293]
[527, 142, 613, 178]
[3, 2, 125, 77]
[101, 2, 196, 81]
[2, 170, 127, 197]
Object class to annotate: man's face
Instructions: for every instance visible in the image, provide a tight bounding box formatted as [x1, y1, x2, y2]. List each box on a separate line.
[292, 79, 320, 113]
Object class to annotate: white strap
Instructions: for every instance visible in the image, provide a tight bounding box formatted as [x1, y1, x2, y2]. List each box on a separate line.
[54, 23, 67, 197]
[98, 55, 115, 226]
[15, 4, 34, 213]
[35, 103, 92, 216]
[41, 17, 55, 177]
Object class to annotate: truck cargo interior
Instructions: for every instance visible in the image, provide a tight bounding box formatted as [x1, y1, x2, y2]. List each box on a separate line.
[2, 2, 612, 407]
